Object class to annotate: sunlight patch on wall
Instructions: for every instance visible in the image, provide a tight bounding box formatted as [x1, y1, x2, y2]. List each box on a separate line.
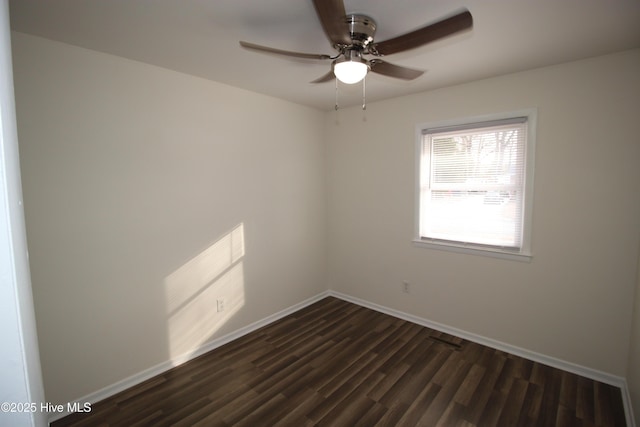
[164, 223, 245, 361]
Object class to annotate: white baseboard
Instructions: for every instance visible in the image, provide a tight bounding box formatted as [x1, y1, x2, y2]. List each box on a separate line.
[49, 289, 636, 427]
[328, 290, 636, 427]
[48, 291, 330, 425]
[622, 378, 638, 427]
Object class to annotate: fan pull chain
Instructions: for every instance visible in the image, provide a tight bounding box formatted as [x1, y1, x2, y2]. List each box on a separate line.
[334, 77, 339, 111]
[362, 75, 366, 110]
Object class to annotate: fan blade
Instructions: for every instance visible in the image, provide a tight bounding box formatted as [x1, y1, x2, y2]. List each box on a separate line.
[240, 41, 331, 60]
[312, 0, 351, 46]
[370, 10, 472, 56]
[370, 59, 424, 80]
[310, 71, 335, 84]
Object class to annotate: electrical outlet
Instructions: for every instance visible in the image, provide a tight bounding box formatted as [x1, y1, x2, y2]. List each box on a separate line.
[402, 281, 410, 293]
[217, 299, 225, 312]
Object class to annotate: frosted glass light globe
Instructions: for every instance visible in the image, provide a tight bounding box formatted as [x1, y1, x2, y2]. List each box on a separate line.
[334, 60, 368, 84]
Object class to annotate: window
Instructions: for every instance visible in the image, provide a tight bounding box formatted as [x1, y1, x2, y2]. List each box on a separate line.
[415, 112, 535, 260]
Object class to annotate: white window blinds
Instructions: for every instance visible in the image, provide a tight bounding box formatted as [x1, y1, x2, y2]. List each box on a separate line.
[419, 117, 528, 250]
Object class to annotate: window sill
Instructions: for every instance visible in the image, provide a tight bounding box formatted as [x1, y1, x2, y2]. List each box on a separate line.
[412, 239, 532, 262]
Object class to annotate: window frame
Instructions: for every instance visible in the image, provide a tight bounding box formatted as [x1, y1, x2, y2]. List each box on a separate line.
[413, 110, 536, 262]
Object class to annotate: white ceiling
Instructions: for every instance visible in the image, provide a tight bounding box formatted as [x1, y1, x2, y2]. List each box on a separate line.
[8, 0, 640, 111]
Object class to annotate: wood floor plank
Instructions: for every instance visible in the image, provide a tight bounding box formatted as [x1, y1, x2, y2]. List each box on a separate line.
[559, 370, 578, 411]
[317, 393, 377, 426]
[419, 359, 473, 425]
[435, 401, 466, 427]
[51, 297, 627, 427]
[413, 380, 461, 424]
[538, 367, 563, 426]
[353, 401, 387, 426]
[365, 358, 412, 403]
[495, 377, 529, 427]
[452, 363, 486, 407]
[270, 388, 323, 427]
[477, 389, 509, 427]
[577, 374, 596, 423]
[371, 400, 409, 426]
[462, 351, 507, 424]
[378, 348, 448, 407]
[517, 380, 543, 426]
[396, 382, 441, 426]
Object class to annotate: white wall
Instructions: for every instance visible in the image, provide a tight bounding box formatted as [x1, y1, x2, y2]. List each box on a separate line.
[326, 50, 640, 377]
[0, 2, 46, 426]
[11, 32, 326, 405]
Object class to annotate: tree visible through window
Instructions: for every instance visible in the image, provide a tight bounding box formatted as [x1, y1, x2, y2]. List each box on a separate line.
[417, 116, 533, 256]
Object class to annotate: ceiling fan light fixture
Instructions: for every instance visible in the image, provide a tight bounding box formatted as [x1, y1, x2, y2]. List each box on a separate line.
[333, 51, 369, 84]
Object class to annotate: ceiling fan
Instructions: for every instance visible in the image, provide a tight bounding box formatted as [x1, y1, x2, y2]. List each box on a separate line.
[239, 0, 473, 86]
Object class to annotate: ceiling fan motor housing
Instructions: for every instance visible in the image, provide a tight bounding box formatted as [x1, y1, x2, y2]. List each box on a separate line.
[345, 14, 377, 49]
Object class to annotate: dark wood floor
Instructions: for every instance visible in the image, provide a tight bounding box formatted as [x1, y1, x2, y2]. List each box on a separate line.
[52, 297, 627, 426]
